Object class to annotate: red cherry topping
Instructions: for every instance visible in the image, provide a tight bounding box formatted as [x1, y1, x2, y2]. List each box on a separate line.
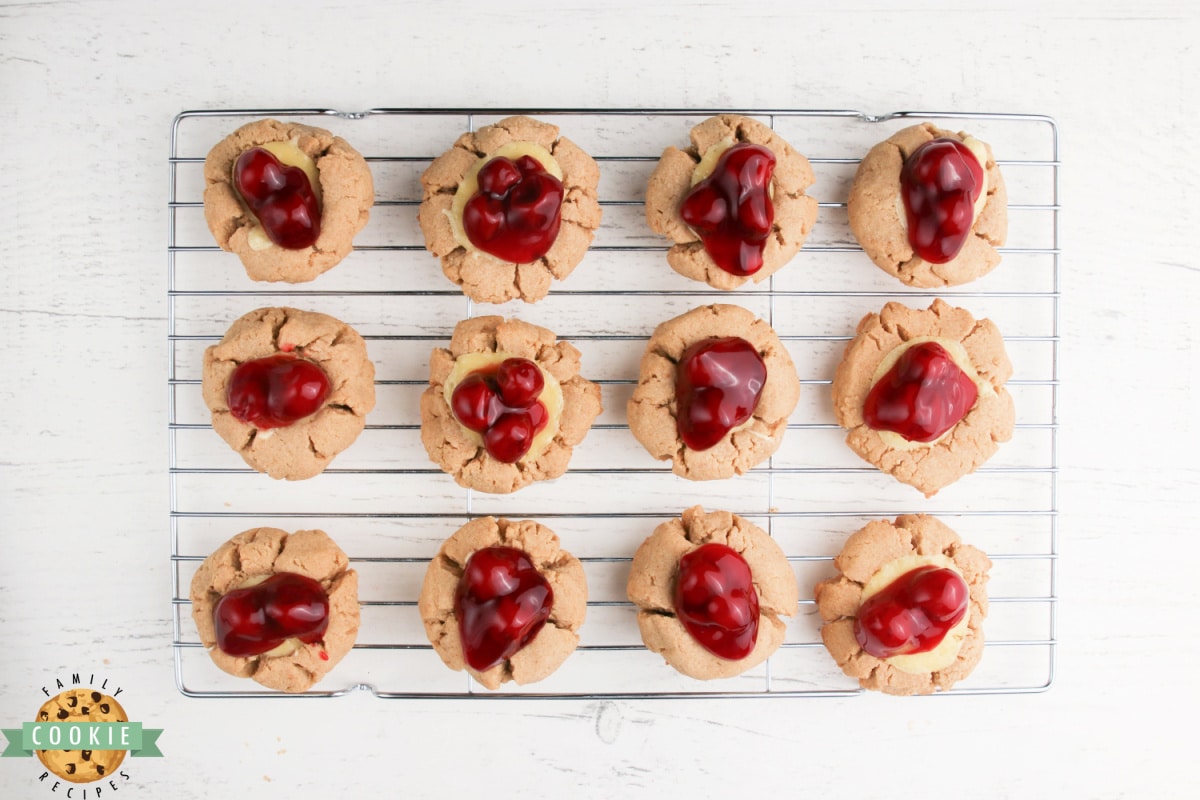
[496, 357, 545, 408]
[674, 543, 760, 661]
[462, 155, 564, 263]
[484, 413, 535, 464]
[679, 143, 776, 277]
[477, 156, 523, 196]
[213, 572, 330, 657]
[450, 374, 499, 434]
[854, 566, 969, 658]
[454, 546, 554, 672]
[863, 341, 978, 443]
[449, 358, 549, 463]
[233, 147, 322, 250]
[900, 138, 985, 264]
[675, 337, 766, 451]
[227, 355, 331, 430]
[525, 401, 548, 433]
[228, 354, 329, 428]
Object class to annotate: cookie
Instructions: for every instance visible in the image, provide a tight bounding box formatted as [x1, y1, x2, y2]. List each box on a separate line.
[627, 304, 800, 481]
[417, 115, 602, 304]
[417, 516, 587, 689]
[813, 514, 991, 695]
[35, 689, 127, 783]
[202, 307, 376, 480]
[420, 316, 602, 494]
[847, 122, 1008, 288]
[190, 527, 360, 693]
[831, 298, 1014, 496]
[203, 118, 374, 283]
[626, 506, 798, 680]
[644, 114, 818, 290]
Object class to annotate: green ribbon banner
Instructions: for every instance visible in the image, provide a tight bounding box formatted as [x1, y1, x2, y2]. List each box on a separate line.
[1, 723, 163, 757]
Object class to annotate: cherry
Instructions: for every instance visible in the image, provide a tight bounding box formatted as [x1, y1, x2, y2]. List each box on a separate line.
[675, 337, 766, 451]
[484, 413, 535, 464]
[233, 147, 322, 250]
[227, 355, 330, 430]
[448, 358, 550, 463]
[857, 597, 921, 654]
[674, 543, 760, 661]
[462, 155, 564, 263]
[679, 143, 776, 277]
[863, 341, 978, 443]
[900, 138, 985, 264]
[907, 567, 971, 621]
[449, 374, 499, 434]
[496, 357, 545, 408]
[476, 157, 522, 196]
[455, 546, 554, 672]
[854, 566, 969, 659]
[213, 572, 329, 657]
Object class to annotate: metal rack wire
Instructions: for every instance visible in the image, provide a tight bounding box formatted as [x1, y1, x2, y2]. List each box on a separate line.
[169, 108, 1059, 698]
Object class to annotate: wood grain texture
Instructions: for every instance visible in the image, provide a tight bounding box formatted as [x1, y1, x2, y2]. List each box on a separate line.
[1, 1, 1197, 798]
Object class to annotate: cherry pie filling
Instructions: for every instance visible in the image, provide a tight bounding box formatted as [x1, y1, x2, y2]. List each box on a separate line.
[449, 357, 551, 463]
[675, 337, 766, 451]
[899, 138, 985, 264]
[863, 341, 978, 443]
[461, 155, 564, 263]
[227, 354, 331, 430]
[213, 572, 330, 658]
[233, 146, 322, 250]
[674, 543, 760, 661]
[454, 546, 554, 672]
[679, 142, 776, 277]
[854, 565, 969, 659]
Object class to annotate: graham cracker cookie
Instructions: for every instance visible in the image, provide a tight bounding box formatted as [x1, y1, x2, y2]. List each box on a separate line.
[644, 114, 818, 290]
[420, 316, 602, 494]
[190, 527, 360, 693]
[848, 123, 1008, 287]
[417, 115, 602, 304]
[627, 304, 800, 481]
[35, 689, 128, 783]
[831, 298, 1014, 496]
[626, 506, 798, 680]
[202, 307, 376, 481]
[418, 516, 587, 690]
[813, 514, 991, 695]
[203, 118, 374, 283]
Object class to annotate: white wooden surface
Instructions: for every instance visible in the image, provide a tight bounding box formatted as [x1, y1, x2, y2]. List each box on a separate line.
[1, 1, 1196, 797]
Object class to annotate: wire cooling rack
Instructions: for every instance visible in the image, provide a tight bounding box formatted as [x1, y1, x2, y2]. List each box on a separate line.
[168, 108, 1059, 698]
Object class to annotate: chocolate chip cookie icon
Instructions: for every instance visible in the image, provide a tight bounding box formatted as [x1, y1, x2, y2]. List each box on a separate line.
[35, 689, 128, 783]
